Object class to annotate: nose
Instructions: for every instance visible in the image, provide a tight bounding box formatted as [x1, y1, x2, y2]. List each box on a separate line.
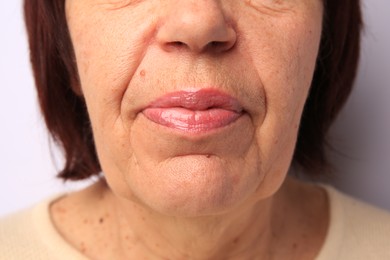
[156, 1, 237, 54]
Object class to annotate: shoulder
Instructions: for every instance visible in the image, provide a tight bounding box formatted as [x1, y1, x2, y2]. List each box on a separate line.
[0, 195, 88, 260]
[317, 185, 390, 260]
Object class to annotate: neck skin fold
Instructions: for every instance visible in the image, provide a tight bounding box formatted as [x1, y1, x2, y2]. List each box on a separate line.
[97, 178, 302, 260]
[51, 177, 328, 260]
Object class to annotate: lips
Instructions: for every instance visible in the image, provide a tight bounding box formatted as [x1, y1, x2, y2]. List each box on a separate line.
[142, 89, 244, 133]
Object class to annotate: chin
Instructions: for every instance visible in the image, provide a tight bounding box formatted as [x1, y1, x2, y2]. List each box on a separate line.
[121, 154, 263, 218]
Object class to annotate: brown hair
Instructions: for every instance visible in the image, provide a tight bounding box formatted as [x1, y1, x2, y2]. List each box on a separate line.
[24, 0, 362, 180]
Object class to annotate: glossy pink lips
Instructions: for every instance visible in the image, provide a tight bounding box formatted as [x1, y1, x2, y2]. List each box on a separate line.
[142, 89, 243, 133]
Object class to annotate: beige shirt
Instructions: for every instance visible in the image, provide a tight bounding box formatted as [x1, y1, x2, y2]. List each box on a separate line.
[1, 185, 390, 260]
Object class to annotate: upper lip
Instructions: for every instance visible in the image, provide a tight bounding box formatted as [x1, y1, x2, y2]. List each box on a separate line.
[145, 88, 244, 113]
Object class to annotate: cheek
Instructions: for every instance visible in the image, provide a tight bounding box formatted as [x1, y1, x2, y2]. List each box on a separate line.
[67, 4, 158, 123]
[66, 5, 160, 196]
[66, 5, 160, 160]
[241, 10, 322, 189]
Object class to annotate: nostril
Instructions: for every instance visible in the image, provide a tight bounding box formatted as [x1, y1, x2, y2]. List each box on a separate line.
[164, 40, 234, 53]
[163, 41, 188, 52]
[173, 41, 185, 47]
[206, 40, 235, 53]
[208, 41, 223, 51]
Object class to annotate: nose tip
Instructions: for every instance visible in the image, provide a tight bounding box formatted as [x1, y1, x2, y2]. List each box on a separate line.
[156, 2, 237, 54]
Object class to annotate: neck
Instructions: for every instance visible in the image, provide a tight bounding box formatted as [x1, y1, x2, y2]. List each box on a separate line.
[51, 178, 328, 260]
[110, 190, 275, 259]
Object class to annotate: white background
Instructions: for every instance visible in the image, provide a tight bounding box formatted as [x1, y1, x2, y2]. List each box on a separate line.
[0, 0, 389, 215]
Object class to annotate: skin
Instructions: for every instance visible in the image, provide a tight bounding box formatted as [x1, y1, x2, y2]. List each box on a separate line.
[51, 0, 328, 259]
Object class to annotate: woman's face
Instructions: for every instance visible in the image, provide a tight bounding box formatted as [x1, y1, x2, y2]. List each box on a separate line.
[66, 0, 323, 216]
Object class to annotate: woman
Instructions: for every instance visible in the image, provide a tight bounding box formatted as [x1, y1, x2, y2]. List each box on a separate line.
[1, 0, 390, 259]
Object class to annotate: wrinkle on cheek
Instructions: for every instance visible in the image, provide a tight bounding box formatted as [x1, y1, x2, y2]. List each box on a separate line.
[74, 20, 156, 133]
[95, 0, 145, 10]
[244, 0, 297, 15]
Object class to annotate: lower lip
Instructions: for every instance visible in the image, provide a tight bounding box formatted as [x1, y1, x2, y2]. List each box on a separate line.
[142, 107, 242, 133]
